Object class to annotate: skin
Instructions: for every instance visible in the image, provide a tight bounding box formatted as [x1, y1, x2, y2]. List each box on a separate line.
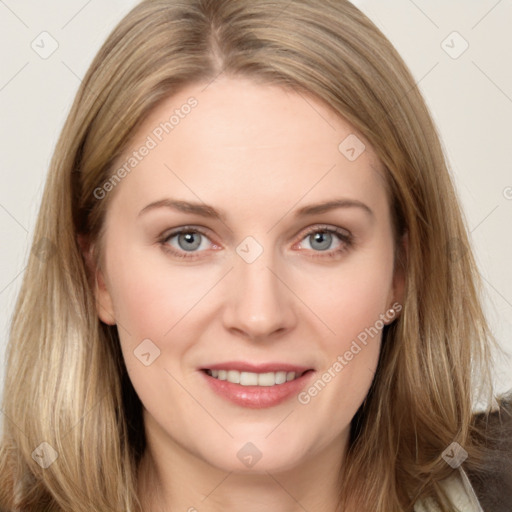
[88, 76, 405, 511]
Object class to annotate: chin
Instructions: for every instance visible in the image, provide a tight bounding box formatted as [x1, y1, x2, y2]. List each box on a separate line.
[195, 435, 311, 475]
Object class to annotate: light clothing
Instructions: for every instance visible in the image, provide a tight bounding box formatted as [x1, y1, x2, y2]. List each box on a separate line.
[414, 467, 484, 512]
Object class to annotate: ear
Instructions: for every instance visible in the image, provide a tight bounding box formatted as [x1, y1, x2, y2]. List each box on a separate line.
[388, 230, 408, 320]
[77, 234, 116, 325]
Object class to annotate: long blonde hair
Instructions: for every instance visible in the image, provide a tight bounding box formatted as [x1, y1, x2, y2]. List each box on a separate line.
[0, 0, 500, 510]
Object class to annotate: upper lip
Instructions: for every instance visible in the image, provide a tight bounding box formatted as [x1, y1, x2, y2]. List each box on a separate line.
[201, 361, 314, 374]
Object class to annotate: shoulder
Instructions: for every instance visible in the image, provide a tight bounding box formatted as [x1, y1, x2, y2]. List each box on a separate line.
[415, 394, 512, 511]
[413, 468, 484, 512]
[465, 394, 512, 510]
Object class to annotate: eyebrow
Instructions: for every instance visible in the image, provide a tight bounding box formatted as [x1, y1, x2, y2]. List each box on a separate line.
[138, 199, 225, 221]
[295, 199, 373, 218]
[137, 198, 374, 220]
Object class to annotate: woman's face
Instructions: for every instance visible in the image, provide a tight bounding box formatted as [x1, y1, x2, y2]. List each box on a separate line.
[93, 76, 404, 474]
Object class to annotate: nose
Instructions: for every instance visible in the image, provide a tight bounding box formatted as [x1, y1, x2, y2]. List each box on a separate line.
[221, 250, 297, 341]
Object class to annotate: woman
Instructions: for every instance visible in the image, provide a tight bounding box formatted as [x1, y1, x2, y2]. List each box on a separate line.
[0, 0, 508, 510]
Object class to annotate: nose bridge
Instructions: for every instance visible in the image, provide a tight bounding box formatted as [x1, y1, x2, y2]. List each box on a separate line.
[224, 237, 295, 337]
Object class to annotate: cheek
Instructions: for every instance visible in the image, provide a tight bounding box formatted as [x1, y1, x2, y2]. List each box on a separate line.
[295, 248, 394, 342]
[293, 242, 394, 406]
[105, 243, 213, 340]
[105, 247, 201, 404]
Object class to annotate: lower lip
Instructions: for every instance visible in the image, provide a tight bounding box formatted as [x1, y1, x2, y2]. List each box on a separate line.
[200, 370, 315, 409]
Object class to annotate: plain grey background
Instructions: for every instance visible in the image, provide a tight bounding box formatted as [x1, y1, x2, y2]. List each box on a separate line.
[1, 1, 511, 407]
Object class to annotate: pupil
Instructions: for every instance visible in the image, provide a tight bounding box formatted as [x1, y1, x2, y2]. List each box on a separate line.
[178, 232, 201, 251]
[311, 232, 332, 251]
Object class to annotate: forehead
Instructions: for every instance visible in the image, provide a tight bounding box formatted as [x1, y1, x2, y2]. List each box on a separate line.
[107, 76, 389, 220]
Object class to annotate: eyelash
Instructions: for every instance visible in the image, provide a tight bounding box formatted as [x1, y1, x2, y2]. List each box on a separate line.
[158, 224, 354, 260]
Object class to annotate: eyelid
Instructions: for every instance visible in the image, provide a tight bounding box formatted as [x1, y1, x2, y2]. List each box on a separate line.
[293, 224, 353, 253]
[159, 223, 354, 259]
[158, 226, 219, 258]
[160, 225, 213, 242]
[297, 223, 351, 239]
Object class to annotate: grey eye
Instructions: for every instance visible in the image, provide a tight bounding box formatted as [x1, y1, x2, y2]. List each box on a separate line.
[177, 232, 203, 251]
[308, 231, 333, 251]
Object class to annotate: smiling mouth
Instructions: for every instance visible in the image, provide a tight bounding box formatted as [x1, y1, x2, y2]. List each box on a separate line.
[202, 369, 312, 387]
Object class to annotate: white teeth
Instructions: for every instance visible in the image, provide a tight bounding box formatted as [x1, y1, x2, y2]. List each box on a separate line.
[227, 370, 240, 384]
[275, 371, 287, 385]
[207, 369, 302, 386]
[257, 372, 276, 387]
[240, 372, 259, 386]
